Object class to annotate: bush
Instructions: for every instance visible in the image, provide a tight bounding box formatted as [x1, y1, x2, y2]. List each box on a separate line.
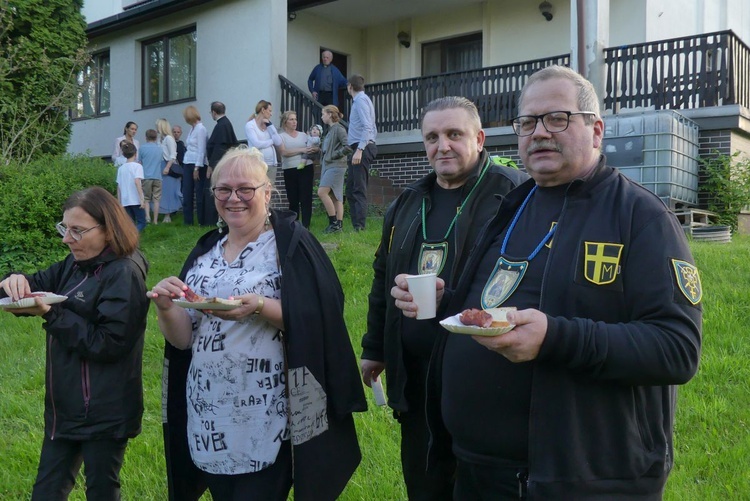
[0, 155, 117, 274]
[700, 151, 750, 231]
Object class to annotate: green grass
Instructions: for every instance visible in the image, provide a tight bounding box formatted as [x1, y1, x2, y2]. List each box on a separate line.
[1, 212, 748, 500]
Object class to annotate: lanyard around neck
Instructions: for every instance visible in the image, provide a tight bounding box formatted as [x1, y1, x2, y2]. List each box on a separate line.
[500, 186, 557, 261]
[421, 158, 491, 241]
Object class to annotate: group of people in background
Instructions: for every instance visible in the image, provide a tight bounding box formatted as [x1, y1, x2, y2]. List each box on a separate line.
[110, 50, 379, 236]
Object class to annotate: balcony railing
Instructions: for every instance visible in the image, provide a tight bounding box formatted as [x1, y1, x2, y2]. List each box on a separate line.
[604, 30, 750, 112]
[367, 54, 570, 132]
[280, 31, 749, 135]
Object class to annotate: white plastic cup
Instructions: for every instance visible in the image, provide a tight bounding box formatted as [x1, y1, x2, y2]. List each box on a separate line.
[404, 273, 437, 320]
[372, 376, 387, 407]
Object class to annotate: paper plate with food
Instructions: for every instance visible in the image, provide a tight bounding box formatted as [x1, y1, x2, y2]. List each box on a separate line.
[172, 287, 243, 311]
[0, 292, 68, 310]
[439, 307, 516, 336]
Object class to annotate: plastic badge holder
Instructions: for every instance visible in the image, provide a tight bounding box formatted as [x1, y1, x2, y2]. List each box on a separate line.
[372, 376, 387, 407]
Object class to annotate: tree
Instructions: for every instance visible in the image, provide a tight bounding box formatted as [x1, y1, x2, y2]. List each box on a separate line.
[0, 0, 88, 164]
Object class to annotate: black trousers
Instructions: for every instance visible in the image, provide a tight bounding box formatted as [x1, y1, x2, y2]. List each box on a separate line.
[204, 440, 293, 501]
[31, 435, 128, 501]
[399, 355, 455, 500]
[317, 90, 334, 106]
[345, 142, 377, 229]
[283, 164, 315, 228]
[454, 460, 528, 500]
[182, 165, 211, 225]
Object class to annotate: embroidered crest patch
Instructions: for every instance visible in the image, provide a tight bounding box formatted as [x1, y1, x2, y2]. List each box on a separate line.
[584, 242, 623, 285]
[672, 259, 702, 305]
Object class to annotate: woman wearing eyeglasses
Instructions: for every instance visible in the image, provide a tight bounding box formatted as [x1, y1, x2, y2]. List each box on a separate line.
[0, 187, 149, 500]
[149, 146, 366, 501]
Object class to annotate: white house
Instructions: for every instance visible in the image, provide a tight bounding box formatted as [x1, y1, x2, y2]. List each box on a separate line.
[71, 0, 750, 208]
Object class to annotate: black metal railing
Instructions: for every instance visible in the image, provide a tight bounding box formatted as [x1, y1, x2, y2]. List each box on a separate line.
[604, 30, 750, 112]
[366, 54, 570, 132]
[278, 75, 350, 133]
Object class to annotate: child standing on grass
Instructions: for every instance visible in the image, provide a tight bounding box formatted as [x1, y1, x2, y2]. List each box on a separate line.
[116, 142, 147, 232]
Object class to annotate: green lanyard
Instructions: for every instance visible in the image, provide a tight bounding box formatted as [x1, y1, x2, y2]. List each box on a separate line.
[420, 157, 492, 241]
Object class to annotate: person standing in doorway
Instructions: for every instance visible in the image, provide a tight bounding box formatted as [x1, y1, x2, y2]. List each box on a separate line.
[308, 50, 348, 107]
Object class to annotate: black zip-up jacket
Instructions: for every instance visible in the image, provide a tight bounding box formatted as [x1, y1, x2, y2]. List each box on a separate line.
[428, 159, 702, 499]
[361, 150, 528, 412]
[5, 249, 149, 440]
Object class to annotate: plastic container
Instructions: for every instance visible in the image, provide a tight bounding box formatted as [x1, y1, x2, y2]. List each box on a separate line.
[602, 110, 700, 208]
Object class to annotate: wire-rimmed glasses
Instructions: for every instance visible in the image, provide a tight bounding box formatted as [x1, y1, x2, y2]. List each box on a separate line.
[56, 222, 101, 241]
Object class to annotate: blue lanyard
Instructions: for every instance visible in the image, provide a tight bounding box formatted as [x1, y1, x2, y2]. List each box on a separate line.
[500, 186, 557, 260]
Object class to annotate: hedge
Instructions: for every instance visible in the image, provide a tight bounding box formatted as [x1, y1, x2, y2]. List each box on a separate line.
[0, 155, 116, 274]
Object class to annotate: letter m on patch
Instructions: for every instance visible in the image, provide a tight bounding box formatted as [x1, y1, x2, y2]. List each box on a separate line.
[584, 242, 624, 285]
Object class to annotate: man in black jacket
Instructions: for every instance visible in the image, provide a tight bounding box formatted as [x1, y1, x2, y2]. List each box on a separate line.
[393, 65, 702, 499]
[204, 101, 238, 225]
[360, 96, 528, 500]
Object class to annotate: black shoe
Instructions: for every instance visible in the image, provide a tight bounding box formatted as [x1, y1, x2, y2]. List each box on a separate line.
[323, 222, 342, 234]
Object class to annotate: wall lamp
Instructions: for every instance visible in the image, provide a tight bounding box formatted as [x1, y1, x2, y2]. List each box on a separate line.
[288, 11, 297, 22]
[539, 1, 553, 21]
[397, 31, 411, 48]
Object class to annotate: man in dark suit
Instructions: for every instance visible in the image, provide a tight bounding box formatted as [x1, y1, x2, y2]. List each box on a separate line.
[205, 101, 238, 226]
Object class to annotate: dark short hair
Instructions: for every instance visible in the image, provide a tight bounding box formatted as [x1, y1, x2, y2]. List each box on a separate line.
[145, 129, 158, 141]
[348, 74, 365, 92]
[63, 187, 140, 257]
[121, 142, 137, 159]
[211, 101, 226, 115]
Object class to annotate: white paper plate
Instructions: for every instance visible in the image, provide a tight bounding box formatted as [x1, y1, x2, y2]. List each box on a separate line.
[0, 292, 68, 310]
[172, 299, 242, 311]
[439, 307, 516, 336]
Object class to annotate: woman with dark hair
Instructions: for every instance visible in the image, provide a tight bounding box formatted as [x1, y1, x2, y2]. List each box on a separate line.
[151, 147, 365, 501]
[245, 100, 282, 183]
[112, 121, 140, 163]
[0, 187, 149, 500]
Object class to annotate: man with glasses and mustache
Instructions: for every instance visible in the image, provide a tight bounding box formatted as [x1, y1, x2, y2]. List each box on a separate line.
[391, 65, 702, 499]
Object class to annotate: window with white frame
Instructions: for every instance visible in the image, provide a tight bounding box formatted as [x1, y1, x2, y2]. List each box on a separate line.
[142, 27, 196, 107]
[71, 51, 110, 119]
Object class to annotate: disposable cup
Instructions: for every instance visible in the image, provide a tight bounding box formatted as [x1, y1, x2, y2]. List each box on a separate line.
[404, 273, 437, 320]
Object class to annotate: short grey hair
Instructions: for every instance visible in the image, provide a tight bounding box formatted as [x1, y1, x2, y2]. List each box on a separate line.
[518, 65, 601, 120]
[420, 96, 481, 131]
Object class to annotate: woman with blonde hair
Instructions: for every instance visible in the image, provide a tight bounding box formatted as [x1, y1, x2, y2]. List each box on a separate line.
[156, 118, 182, 223]
[318, 105, 350, 234]
[182, 105, 208, 225]
[245, 100, 282, 183]
[151, 146, 366, 500]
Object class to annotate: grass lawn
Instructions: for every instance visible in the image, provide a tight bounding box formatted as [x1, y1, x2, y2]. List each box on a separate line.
[0, 210, 748, 499]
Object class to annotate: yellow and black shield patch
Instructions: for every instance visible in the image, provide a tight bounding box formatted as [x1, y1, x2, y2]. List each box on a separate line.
[672, 259, 702, 305]
[584, 242, 623, 285]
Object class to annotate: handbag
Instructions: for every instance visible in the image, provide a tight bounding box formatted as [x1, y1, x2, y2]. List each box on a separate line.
[167, 162, 183, 178]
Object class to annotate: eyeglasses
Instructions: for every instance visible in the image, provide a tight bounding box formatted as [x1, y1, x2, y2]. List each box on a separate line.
[511, 111, 598, 137]
[211, 183, 266, 202]
[56, 222, 101, 241]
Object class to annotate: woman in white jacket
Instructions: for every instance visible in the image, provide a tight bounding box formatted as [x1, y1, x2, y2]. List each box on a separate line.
[245, 100, 282, 183]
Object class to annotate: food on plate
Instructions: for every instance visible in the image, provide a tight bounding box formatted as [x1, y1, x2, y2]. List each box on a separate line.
[459, 308, 493, 328]
[459, 307, 515, 328]
[182, 287, 241, 306]
[183, 287, 206, 303]
[22, 292, 47, 299]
